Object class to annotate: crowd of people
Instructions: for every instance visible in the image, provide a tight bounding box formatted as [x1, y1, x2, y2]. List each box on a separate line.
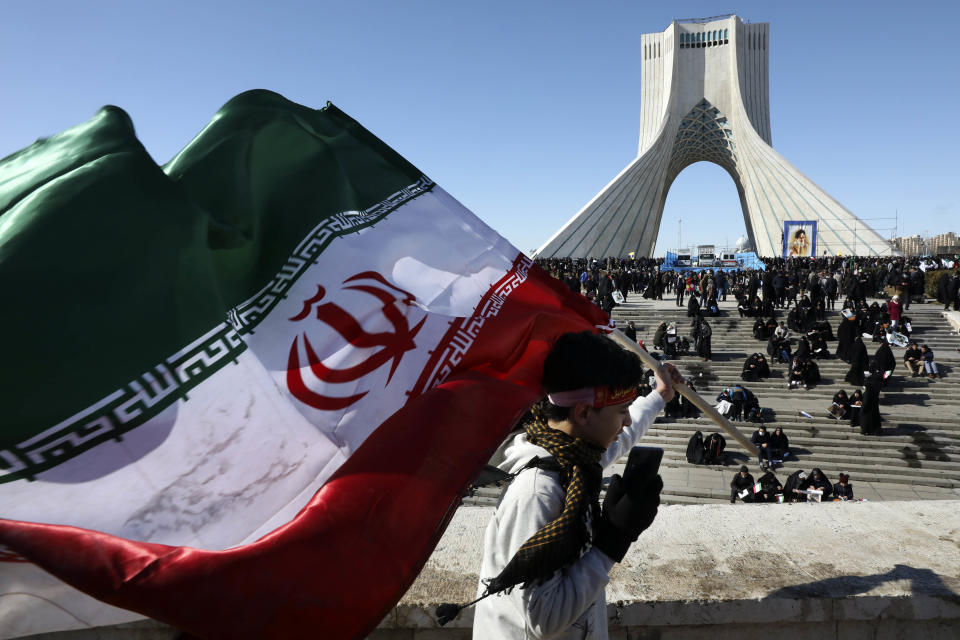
[532, 253, 958, 510]
[533, 254, 960, 316]
[730, 466, 855, 503]
[461, 250, 958, 636]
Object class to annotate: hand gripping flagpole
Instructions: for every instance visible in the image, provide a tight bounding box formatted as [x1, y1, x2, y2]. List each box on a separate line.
[608, 330, 758, 457]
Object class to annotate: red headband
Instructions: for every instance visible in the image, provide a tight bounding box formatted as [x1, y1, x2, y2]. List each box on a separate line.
[547, 386, 638, 409]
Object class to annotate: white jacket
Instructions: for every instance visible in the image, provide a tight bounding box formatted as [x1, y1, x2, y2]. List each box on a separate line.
[472, 392, 666, 639]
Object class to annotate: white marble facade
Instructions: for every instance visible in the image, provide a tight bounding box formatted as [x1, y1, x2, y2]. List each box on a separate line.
[536, 15, 895, 258]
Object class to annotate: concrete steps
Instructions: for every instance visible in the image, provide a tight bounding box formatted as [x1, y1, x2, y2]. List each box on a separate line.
[461, 297, 960, 507]
[618, 300, 960, 503]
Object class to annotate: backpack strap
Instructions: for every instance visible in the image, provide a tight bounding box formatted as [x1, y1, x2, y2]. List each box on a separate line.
[491, 456, 561, 508]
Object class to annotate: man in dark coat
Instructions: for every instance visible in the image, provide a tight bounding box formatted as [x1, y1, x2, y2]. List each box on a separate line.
[773, 271, 787, 308]
[825, 274, 839, 309]
[903, 341, 923, 376]
[730, 466, 755, 503]
[845, 336, 869, 386]
[687, 294, 700, 317]
[623, 321, 637, 342]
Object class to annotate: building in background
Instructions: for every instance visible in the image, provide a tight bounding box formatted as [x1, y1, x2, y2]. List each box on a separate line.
[536, 14, 895, 259]
[891, 235, 925, 256]
[890, 232, 959, 256]
[931, 232, 959, 255]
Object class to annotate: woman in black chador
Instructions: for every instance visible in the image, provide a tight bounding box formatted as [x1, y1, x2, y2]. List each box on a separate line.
[642, 276, 657, 299]
[811, 319, 834, 340]
[754, 470, 783, 503]
[769, 426, 791, 461]
[873, 340, 896, 386]
[788, 355, 820, 389]
[845, 336, 869, 386]
[829, 389, 851, 419]
[652, 321, 667, 351]
[800, 468, 833, 502]
[848, 388, 864, 427]
[783, 470, 808, 502]
[809, 331, 831, 359]
[836, 312, 858, 362]
[694, 317, 712, 362]
[741, 352, 771, 382]
[860, 377, 883, 435]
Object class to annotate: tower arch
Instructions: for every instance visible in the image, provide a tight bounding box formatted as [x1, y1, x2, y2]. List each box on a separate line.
[535, 15, 895, 258]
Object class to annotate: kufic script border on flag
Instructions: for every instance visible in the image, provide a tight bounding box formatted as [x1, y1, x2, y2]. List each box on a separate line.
[0, 176, 435, 486]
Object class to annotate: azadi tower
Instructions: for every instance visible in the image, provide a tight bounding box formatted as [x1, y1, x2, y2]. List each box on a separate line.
[536, 15, 895, 258]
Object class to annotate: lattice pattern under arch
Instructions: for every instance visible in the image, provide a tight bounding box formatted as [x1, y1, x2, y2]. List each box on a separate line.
[668, 98, 736, 179]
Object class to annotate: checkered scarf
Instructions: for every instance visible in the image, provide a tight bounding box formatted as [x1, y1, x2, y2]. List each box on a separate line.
[484, 404, 605, 595]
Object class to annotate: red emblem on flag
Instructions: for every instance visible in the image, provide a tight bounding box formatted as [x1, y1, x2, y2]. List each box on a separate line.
[286, 271, 426, 410]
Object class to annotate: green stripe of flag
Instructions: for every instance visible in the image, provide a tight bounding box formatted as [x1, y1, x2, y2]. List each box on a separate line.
[0, 90, 428, 461]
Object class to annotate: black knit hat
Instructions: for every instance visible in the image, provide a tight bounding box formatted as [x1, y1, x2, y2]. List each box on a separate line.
[740, 465, 749, 473]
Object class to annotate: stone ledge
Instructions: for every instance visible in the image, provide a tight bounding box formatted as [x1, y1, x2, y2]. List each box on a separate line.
[19, 502, 960, 639]
[375, 501, 960, 636]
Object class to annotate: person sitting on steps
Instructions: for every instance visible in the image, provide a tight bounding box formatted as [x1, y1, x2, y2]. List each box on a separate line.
[922, 344, 942, 380]
[730, 465, 755, 503]
[751, 423, 773, 470]
[754, 470, 783, 503]
[829, 389, 851, 420]
[903, 341, 923, 377]
[833, 472, 854, 501]
[769, 426, 791, 462]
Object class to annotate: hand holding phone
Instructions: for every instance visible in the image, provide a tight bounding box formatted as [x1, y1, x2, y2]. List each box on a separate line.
[621, 446, 663, 491]
[596, 446, 664, 561]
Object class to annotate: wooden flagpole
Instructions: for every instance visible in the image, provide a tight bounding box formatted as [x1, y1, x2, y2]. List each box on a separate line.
[608, 329, 759, 456]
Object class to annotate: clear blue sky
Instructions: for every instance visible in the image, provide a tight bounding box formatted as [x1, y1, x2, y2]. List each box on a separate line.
[3, 1, 957, 255]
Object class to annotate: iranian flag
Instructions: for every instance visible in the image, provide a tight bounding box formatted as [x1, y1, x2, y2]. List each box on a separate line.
[0, 90, 611, 639]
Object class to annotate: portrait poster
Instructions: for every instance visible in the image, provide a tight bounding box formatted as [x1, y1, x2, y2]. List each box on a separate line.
[783, 220, 817, 257]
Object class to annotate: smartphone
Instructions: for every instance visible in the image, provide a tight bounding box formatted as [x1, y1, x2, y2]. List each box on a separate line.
[621, 446, 663, 488]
